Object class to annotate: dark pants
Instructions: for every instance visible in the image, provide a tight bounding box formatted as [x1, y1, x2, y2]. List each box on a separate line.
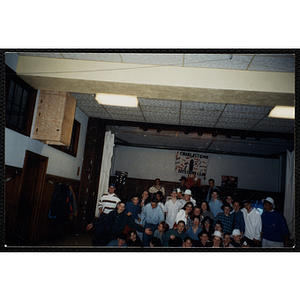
[244, 236, 261, 248]
[92, 213, 109, 246]
[143, 222, 159, 246]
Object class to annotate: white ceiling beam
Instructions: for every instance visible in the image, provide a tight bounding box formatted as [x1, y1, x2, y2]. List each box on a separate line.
[16, 55, 295, 106]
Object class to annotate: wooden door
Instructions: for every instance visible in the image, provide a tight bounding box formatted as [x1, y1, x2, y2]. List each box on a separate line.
[12, 151, 48, 244]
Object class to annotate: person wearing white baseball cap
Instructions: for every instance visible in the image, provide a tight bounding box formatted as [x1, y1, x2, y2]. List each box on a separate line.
[183, 189, 196, 206]
[211, 230, 223, 248]
[261, 197, 290, 247]
[230, 229, 249, 248]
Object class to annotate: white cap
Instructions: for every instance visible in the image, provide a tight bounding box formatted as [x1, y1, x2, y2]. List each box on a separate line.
[231, 229, 242, 238]
[184, 189, 192, 196]
[262, 197, 275, 208]
[212, 230, 223, 239]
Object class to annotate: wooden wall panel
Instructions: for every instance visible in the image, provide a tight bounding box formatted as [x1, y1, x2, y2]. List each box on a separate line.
[110, 176, 183, 201]
[5, 164, 80, 244]
[76, 118, 106, 230]
[5, 166, 23, 244]
[34, 174, 80, 242]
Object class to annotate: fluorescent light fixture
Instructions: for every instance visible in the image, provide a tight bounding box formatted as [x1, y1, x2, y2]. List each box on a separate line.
[268, 106, 295, 119]
[95, 93, 138, 107]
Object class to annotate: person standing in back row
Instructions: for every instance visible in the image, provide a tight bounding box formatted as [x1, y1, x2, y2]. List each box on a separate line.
[149, 178, 165, 196]
[98, 183, 120, 216]
[178, 176, 188, 193]
[206, 178, 220, 202]
[190, 178, 205, 204]
[209, 190, 223, 218]
[241, 199, 262, 247]
[164, 189, 182, 228]
[261, 197, 289, 247]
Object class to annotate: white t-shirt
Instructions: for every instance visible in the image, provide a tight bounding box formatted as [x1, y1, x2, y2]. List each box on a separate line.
[241, 207, 262, 240]
[164, 199, 182, 228]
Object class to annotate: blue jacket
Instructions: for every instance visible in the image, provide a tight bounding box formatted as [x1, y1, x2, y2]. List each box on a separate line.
[233, 210, 245, 233]
[262, 210, 289, 242]
[124, 201, 141, 221]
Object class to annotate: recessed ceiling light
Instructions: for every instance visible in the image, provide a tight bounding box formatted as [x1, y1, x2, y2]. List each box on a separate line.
[268, 106, 295, 119]
[95, 93, 138, 107]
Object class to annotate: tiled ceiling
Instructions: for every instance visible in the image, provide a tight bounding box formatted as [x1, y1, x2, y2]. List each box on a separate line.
[17, 52, 295, 72]
[72, 92, 294, 132]
[15, 51, 295, 157]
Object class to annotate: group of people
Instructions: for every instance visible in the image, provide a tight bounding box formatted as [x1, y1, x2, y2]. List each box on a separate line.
[86, 177, 290, 248]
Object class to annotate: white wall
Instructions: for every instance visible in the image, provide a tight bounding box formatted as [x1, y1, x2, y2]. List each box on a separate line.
[5, 106, 88, 181]
[111, 145, 280, 192]
[5, 55, 89, 180]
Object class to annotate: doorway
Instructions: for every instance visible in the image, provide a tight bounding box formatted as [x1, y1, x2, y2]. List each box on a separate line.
[11, 150, 48, 244]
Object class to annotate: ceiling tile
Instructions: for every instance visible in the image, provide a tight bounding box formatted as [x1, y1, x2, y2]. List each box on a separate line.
[88, 112, 112, 118]
[216, 122, 255, 130]
[16, 52, 64, 58]
[222, 104, 273, 114]
[181, 101, 226, 111]
[141, 106, 179, 114]
[144, 113, 179, 124]
[180, 110, 222, 119]
[71, 92, 92, 99]
[180, 113, 220, 122]
[218, 113, 262, 124]
[256, 118, 294, 126]
[143, 111, 179, 117]
[139, 98, 181, 108]
[104, 106, 142, 116]
[121, 53, 184, 66]
[251, 118, 294, 132]
[83, 108, 111, 118]
[184, 54, 253, 70]
[248, 55, 295, 72]
[217, 113, 263, 121]
[61, 53, 122, 62]
[110, 114, 145, 122]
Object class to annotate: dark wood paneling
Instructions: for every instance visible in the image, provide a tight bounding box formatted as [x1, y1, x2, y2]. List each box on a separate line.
[34, 174, 80, 242]
[110, 176, 183, 201]
[5, 164, 81, 245]
[5, 166, 23, 244]
[10, 151, 49, 244]
[76, 118, 106, 229]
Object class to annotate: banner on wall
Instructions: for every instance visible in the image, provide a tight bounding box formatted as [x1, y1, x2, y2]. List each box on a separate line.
[175, 151, 208, 176]
[221, 175, 238, 188]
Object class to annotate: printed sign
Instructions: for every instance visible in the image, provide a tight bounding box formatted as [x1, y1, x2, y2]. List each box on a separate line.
[175, 151, 208, 176]
[221, 175, 238, 188]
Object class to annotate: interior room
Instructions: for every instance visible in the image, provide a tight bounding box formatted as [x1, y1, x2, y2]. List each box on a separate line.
[3, 51, 295, 248]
